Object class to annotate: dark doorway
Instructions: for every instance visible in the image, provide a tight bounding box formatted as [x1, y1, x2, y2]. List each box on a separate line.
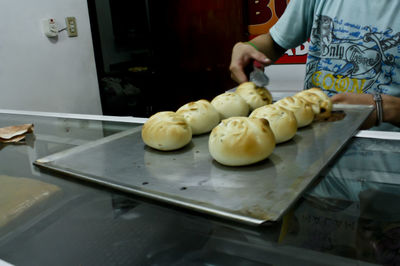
[87, 0, 247, 117]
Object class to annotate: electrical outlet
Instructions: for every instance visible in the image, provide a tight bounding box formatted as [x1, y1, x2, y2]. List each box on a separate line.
[65, 17, 78, 37]
[42, 18, 58, 38]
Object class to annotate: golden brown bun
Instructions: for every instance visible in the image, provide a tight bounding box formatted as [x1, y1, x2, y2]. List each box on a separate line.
[274, 96, 314, 128]
[208, 117, 275, 166]
[295, 88, 332, 119]
[294, 91, 321, 115]
[250, 104, 297, 143]
[306, 88, 333, 118]
[211, 92, 249, 119]
[176, 99, 220, 135]
[141, 111, 192, 151]
[235, 82, 272, 111]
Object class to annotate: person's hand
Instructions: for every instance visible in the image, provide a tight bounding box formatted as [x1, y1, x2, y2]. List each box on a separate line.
[229, 42, 273, 84]
[331, 92, 376, 129]
[331, 92, 374, 105]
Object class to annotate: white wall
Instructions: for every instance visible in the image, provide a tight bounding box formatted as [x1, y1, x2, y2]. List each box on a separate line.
[266, 64, 306, 98]
[0, 1, 102, 115]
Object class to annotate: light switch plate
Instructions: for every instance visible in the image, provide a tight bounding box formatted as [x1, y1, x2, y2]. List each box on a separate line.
[65, 17, 78, 37]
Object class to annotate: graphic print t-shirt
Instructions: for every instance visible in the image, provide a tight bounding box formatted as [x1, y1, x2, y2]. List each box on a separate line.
[270, 0, 400, 97]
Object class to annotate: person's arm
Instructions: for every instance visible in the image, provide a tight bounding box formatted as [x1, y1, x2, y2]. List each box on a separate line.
[382, 94, 400, 127]
[229, 33, 286, 84]
[229, 0, 314, 84]
[331, 93, 400, 129]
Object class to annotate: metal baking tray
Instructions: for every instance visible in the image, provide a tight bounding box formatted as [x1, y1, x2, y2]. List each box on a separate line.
[34, 104, 373, 226]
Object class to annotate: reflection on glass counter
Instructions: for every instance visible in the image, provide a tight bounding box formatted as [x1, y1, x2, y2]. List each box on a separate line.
[0, 111, 399, 266]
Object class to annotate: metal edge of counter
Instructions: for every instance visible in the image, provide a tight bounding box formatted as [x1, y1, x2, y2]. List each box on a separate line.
[2, 109, 399, 140]
[0, 109, 148, 124]
[355, 130, 400, 140]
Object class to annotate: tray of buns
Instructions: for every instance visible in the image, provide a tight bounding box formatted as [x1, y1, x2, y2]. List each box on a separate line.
[34, 103, 373, 226]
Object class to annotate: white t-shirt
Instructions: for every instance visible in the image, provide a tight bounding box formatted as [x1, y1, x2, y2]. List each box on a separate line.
[270, 0, 400, 98]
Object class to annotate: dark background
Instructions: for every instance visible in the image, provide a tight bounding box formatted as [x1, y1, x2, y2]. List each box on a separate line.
[87, 0, 248, 117]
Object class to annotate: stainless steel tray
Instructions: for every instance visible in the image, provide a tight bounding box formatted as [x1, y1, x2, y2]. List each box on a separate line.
[34, 104, 373, 226]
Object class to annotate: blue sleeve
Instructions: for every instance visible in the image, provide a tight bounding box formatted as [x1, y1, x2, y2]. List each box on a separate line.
[269, 0, 317, 49]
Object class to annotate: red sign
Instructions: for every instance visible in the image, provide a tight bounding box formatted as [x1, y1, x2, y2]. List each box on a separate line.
[248, 0, 307, 64]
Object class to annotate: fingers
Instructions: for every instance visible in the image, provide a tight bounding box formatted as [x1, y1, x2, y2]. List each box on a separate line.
[331, 92, 374, 105]
[330, 93, 345, 104]
[331, 92, 353, 104]
[230, 67, 248, 84]
[252, 52, 273, 67]
[230, 42, 272, 84]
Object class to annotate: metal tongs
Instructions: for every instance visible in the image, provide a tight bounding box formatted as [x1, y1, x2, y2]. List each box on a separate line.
[249, 62, 270, 88]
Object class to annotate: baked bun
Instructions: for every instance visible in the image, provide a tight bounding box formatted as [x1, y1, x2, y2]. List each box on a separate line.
[176, 99, 220, 135]
[274, 96, 314, 128]
[208, 117, 275, 166]
[141, 111, 192, 151]
[306, 88, 332, 119]
[211, 92, 249, 119]
[295, 88, 332, 119]
[235, 82, 272, 111]
[294, 91, 321, 115]
[250, 104, 297, 143]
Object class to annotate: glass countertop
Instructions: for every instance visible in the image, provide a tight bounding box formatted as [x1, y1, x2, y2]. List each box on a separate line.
[0, 111, 399, 266]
